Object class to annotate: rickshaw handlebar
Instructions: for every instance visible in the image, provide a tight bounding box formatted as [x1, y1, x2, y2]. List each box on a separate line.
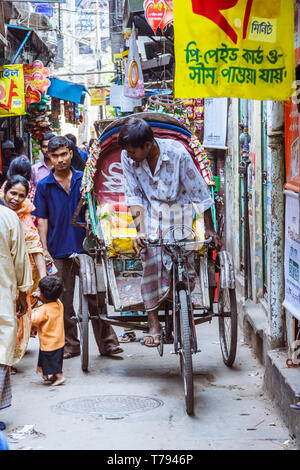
[142, 236, 213, 249]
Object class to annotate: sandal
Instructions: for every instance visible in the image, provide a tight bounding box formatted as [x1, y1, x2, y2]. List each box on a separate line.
[119, 332, 136, 343]
[141, 333, 161, 348]
[119, 334, 131, 343]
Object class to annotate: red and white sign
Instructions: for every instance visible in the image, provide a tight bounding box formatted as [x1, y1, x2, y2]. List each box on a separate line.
[144, 0, 173, 36]
[24, 60, 51, 107]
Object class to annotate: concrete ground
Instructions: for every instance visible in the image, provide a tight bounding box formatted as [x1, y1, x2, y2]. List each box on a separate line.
[0, 319, 296, 451]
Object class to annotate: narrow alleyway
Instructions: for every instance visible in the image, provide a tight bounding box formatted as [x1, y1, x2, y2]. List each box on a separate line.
[1, 317, 295, 451]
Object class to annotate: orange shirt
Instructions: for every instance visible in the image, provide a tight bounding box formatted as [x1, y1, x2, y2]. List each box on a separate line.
[31, 300, 65, 352]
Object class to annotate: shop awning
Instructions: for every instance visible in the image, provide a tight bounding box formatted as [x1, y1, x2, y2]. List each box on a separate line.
[5, 24, 53, 64]
[47, 78, 87, 104]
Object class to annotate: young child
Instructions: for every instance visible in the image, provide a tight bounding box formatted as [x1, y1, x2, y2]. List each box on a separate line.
[31, 276, 66, 386]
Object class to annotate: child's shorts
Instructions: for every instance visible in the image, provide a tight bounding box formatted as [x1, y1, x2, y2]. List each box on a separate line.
[38, 347, 64, 376]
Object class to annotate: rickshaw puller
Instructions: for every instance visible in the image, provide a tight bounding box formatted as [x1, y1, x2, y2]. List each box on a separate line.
[118, 118, 221, 347]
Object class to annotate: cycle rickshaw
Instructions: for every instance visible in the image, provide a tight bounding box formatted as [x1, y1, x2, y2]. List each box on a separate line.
[73, 113, 237, 415]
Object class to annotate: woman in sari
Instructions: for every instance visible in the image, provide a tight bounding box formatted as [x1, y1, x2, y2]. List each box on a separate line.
[3, 175, 46, 363]
[0, 156, 35, 203]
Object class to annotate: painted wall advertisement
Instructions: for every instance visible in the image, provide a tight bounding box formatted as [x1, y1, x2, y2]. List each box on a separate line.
[283, 190, 300, 319]
[174, 0, 295, 100]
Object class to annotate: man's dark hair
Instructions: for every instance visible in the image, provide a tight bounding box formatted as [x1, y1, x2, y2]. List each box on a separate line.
[7, 156, 31, 181]
[48, 136, 72, 154]
[65, 133, 77, 145]
[39, 276, 63, 302]
[296, 64, 300, 81]
[89, 138, 97, 148]
[39, 132, 56, 146]
[14, 137, 25, 154]
[4, 175, 29, 197]
[118, 118, 154, 149]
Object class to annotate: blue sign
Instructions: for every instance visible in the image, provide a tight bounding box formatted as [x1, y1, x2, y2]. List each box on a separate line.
[34, 2, 53, 17]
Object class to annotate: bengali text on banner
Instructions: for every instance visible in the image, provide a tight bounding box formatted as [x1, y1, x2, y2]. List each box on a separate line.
[0, 65, 25, 117]
[174, 0, 295, 100]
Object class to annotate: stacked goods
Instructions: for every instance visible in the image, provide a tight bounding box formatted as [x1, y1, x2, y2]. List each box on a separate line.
[145, 95, 204, 134]
[25, 94, 53, 141]
[49, 97, 61, 134]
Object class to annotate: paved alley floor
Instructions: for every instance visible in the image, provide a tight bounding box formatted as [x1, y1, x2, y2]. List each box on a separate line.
[1, 319, 296, 451]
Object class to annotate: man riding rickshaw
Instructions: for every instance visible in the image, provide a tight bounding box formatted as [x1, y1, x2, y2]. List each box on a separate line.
[118, 117, 222, 347]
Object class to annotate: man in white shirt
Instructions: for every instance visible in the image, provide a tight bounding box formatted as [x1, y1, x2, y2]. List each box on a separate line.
[119, 117, 221, 346]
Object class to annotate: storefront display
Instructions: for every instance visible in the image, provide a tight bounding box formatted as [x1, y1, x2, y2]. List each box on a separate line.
[25, 95, 52, 140]
[145, 95, 204, 136]
[49, 97, 61, 134]
[63, 100, 83, 126]
[283, 9, 300, 334]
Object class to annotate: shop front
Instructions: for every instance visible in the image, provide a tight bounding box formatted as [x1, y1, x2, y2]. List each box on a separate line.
[284, 32, 300, 351]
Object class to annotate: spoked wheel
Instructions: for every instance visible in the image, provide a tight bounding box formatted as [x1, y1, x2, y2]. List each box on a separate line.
[178, 289, 194, 415]
[218, 287, 238, 367]
[78, 276, 89, 372]
[158, 329, 165, 357]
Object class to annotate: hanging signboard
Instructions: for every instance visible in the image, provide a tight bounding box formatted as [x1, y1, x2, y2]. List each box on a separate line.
[124, 25, 144, 99]
[174, 0, 295, 100]
[283, 190, 300, 320]
[24, 60, 51, 108]
[90, 88, 109, 106]
[143, 0, 173, 36]
[0, 65, 26, 117]
[203, 98, 228, 149]
[33, 3, 54, 17]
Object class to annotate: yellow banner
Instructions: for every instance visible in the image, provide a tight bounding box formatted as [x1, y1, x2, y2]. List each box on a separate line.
[174, 0, 295, 100]
[0, 65, 25, 117]
[90, 88, 109, 106]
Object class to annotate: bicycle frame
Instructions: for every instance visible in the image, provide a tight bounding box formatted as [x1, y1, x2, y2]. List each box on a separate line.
[144, 235, 212, 356]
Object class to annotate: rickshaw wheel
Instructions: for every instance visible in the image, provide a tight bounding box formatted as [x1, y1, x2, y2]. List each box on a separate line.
[178, 289, 194, 415]
[158, 329, 165, 357]
[79, 277, 89, 372]
[218, 287, 238, 367]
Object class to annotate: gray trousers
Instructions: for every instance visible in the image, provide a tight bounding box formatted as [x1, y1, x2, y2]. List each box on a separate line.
[0, 365, 11, 410]
[54, 258, 119, 355]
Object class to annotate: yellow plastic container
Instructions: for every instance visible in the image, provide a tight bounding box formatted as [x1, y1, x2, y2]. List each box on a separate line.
[98, 203, 206, 257]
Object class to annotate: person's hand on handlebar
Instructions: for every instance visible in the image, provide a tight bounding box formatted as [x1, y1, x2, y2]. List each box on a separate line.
[133, 233, 147, 254]
[205, 229, 223, 252]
